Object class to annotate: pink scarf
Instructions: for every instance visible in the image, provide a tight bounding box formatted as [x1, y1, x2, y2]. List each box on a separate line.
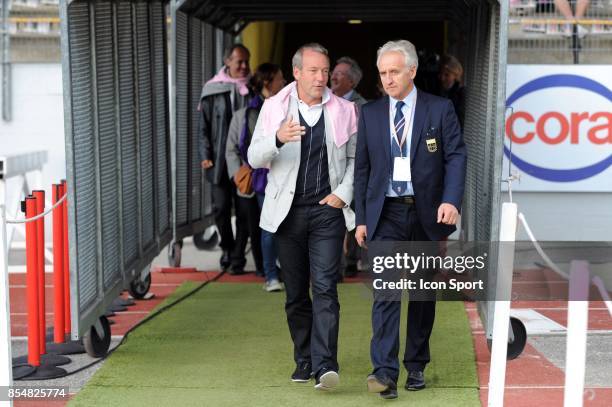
[205, 67, 250, 96]
[260, 82, 357, 147]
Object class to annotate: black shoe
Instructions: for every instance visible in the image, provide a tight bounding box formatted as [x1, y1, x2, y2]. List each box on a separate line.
[291, 361, 312, 383]
[380, 388, 398, 399]
[366, 374, 396, 394]
[314, 368, 339, 391]
[404, 370, 425, 391]
[228, 266, 245, 276]
[219, 251, 231, 270]
[344, 264, 358, 278]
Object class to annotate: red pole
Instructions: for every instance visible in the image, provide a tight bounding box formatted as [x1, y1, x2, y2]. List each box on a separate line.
[61, 180, 71, 336]
[25, 196, 40, 367]
[52, 184, 65, 344]
[32, 190, 46, 356]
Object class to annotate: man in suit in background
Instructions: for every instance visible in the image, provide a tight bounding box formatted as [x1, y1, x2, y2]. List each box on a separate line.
[331, 56, 368, 280]
[331, 56, 368, 107]
[354, 40, 466, 400]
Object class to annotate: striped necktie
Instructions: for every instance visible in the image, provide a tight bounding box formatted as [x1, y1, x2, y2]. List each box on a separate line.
[391, 101, 408, 195]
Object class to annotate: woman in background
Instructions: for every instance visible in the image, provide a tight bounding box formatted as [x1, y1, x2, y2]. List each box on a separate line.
[226, 63, 286, 292]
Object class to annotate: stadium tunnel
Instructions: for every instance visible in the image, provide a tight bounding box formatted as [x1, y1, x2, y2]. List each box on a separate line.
[59, 0, 522, 358]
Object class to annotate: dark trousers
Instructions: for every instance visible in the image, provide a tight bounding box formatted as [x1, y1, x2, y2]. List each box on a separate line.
[235, 195, 264, 273]
[257, 193, 279, 282]
[370, 199, 436, 383]
[276, 204, 345, 376]
[211, 175, 249, 270]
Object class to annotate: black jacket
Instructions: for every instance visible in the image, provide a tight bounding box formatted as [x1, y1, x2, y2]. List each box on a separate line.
[439, 81, 465, 130]
[198, 81, 251, 184]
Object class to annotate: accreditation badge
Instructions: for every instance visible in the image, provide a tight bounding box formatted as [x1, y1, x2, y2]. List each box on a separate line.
[426, 138, 437, 153]
[393, 157, 411, 182]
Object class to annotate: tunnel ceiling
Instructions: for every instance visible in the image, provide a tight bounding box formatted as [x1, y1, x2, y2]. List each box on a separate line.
[177, 0, 482, 34]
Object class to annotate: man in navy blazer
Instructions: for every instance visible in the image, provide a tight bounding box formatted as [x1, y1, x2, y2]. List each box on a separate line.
[354, 40, 466, 399]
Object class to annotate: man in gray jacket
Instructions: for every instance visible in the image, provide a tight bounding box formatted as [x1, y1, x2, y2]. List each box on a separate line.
[248, 43, 357, 391]
[198, 44, 252, 274]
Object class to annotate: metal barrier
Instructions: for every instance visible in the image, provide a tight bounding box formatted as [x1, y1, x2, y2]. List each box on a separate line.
[168, 6, 220, 266]
[456, 1, 511, 346]
[509, 0, 612, 63]
[60, 0, 171, 340]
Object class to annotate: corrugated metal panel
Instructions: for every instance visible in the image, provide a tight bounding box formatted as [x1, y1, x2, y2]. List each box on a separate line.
[135, 2, 155, 248]
[67, 1, 98, 311]
[62, 0, 172, 338]
[201, 22, 214, 219]
[175, 10, 189, 227]
[93, 1, 121, 290]
[463, 4, 493, 242]
[202, 23, 214, 81]
[190, 19, 202, 221]
[151, 1, 170, 236]
[117, 1, 139, 266]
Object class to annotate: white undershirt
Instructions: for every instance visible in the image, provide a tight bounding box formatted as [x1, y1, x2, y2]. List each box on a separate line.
[290, 85, 330, 126]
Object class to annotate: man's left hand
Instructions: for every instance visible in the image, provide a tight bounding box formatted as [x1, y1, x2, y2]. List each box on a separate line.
[437, 203, 459, 225]
[319, 194, 346, 209]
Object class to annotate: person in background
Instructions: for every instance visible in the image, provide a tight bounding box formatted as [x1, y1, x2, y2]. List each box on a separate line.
[226, 63, 286, 292]
[331, 56, 367, 279]
[553, 0, 590, 37]
[331, 56, 367, 106]
[198, 44, 252, 275]
[437, 55, 465, 130]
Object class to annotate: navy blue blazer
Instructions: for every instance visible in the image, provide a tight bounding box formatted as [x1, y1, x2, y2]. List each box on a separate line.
[354, 89, 467, 241]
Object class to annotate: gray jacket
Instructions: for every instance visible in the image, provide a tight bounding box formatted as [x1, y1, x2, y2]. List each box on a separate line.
[247, 94, 357, 233]
[225, 106, 259, 198]
[198, 81, 250, 184]
[349, 90, 368, 107]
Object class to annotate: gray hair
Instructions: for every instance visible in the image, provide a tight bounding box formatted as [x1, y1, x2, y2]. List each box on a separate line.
[376, 40, 419, 70]
[335, 56, 363, 87]
[292, 43, 329, 69]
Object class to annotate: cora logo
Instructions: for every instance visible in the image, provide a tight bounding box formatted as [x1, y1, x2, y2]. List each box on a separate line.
[504, 74, 612, 182]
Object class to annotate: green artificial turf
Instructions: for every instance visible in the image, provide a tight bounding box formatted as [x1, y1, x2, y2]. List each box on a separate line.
[69, 282, 480, 406]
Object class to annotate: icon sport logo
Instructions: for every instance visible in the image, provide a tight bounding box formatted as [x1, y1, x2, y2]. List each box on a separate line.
[504, 74, 612, 182]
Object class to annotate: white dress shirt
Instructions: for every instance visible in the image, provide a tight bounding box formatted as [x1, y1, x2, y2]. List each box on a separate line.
[290, 85, 331, 126]
[386, 87, 417, 197]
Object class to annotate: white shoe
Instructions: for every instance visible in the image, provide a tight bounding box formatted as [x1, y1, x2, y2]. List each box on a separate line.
[264, 279, 283, 292]
[315, 370, 339, 391]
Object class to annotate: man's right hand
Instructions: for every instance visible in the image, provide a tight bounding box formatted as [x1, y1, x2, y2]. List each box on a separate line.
[201, 160, 213, 169]
[276, 114, 305, 144]
[355, 225, 367, 248]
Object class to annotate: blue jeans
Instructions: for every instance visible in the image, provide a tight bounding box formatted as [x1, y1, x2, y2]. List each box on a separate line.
[257, 193, 279, 282]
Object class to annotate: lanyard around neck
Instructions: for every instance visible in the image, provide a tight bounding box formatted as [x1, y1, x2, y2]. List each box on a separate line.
[390, 101, 414, 155]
